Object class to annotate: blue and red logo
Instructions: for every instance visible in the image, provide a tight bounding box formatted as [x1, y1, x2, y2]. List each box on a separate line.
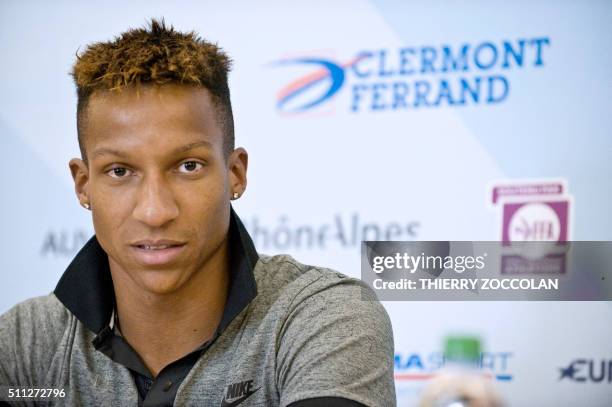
[273, 56, 365, 113]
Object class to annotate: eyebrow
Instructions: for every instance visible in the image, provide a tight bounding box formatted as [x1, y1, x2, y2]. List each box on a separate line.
[92, 140, 213, 158]
[174, 141, 213, 154]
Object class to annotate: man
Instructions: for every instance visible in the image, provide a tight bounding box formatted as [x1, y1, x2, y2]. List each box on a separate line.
[0, 19, 395, 407]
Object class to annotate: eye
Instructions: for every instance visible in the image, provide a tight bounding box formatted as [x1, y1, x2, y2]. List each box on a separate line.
[178, 161, 204, 174]
[106, 167, 133, 179]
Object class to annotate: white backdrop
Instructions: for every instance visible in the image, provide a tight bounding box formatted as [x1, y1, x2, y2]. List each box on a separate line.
[1, 1, 611, 406]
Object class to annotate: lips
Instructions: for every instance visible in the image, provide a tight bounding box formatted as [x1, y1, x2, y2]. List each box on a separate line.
[138, 244, 177, 250]
[130, 240, 187, 266]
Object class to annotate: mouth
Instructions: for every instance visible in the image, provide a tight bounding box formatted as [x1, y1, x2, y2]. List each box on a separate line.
[135, 244, 181, 250]
[130, 240, 187, 266]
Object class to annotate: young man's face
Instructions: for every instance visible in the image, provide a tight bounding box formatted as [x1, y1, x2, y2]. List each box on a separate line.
[69, 85, 247, 295]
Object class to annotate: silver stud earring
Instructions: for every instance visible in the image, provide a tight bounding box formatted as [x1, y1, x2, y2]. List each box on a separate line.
[232, 192, 240, 200]
[82, 202, 90, 210]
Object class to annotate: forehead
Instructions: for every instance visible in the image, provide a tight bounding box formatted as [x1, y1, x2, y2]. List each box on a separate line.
[83, 85, 223, 155]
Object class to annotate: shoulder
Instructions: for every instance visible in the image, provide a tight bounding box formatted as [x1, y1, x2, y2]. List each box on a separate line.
[0, 294, 71, 334]
[255, 255, 395, 407]
[253, 254, 394, 366]
[254, 254, 368, 296]
[0, 294, 74, 385]
[257, 254, 392, 339]
[255, 253, 389, 321]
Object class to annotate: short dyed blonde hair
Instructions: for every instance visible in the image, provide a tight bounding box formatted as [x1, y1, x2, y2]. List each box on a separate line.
[71, 18, 234, 161]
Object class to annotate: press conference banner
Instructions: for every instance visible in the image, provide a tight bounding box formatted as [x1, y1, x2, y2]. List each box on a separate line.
[1, 1, 610, 406]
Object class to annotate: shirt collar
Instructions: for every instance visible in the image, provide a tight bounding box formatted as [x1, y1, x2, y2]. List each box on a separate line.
[54, 206, 259, 336]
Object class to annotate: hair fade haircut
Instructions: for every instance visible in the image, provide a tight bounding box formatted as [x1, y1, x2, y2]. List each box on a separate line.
[71, 18, 234, 163]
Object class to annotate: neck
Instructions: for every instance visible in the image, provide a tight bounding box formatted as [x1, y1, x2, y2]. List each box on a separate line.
[110, 240, 230, 377]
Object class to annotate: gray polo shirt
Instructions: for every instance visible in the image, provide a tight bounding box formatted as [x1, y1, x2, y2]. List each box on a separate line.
[0, 211, 396, 406]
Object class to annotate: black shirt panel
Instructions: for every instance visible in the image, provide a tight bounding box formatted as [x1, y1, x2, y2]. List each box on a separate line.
[137, 350, 202, 407]
[53, 235, 114, 334]
[288, 397, 368, 407]
[216, 207, 259, 334]
[92, 325, 150, 378]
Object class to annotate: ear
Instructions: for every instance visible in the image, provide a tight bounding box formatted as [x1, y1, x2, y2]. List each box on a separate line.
[69, 158, 91, 209]
[228, 147, 248, 199]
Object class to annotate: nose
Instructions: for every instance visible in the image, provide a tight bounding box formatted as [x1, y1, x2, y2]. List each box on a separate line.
[132, 173, 179, 228]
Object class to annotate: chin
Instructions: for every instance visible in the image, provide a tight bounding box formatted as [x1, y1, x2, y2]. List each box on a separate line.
[136, 269, 189, 295]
